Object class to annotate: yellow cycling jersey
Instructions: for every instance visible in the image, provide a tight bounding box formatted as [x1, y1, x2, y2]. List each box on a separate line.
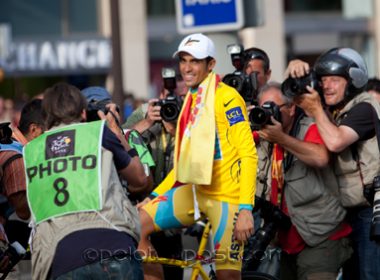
[153, 82, 258, 207]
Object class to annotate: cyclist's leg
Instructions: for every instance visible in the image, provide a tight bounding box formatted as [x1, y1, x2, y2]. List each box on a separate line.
[198, 193, 242, 280]
[138, 185, 196, 279]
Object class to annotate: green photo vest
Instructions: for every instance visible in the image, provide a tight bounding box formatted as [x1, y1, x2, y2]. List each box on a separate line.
[24, 121, 104, 224]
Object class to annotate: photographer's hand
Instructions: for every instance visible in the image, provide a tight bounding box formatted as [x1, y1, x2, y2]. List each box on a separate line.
[294, 86, 323, 118]
[259, 118, 286, 144]
[132, 99, 163, 134]
[285, 59, 310, 78]
[234, 209, 254, 243]
[97, 107, 123, 139]
[147, 99, 162, 123]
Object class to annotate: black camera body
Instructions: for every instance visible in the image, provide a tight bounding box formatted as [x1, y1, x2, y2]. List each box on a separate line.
[86, 99, 115, 122]
[156, 68, 183, 122]
[370, 175, 380, 242]
[281, 70, 321, 98]
[222, 44, 259, 103]
[156, 95, 182, 123]
[249, 101, 282, 130]
[223, 71, 258, 102]
[0, 241, 26, 277]
[244, 196, 291, 270]
[0, 122, 13, 144]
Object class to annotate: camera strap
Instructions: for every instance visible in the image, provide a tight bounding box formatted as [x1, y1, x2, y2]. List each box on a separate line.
[283, 109, 305, 173]
[161, 129, 173, 179]
[261, 143, 274, 200]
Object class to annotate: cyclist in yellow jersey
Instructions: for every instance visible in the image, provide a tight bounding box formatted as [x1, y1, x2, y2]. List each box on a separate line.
[138, 33, 258, 280]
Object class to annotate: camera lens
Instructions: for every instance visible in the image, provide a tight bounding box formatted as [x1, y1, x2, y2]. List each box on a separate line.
[281, 71, 321, 98]
[223, 74, 244, 93]
[161, 103, 180, 122]
[249, 107, 270, 126]
[281, 77, 301, 98]
[249, 102, 281, 126]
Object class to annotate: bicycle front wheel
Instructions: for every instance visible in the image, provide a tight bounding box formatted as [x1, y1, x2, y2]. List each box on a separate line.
[242, 271, 280, 280]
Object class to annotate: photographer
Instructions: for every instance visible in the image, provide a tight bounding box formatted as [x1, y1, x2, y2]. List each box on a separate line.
[243, 47, 272, 91]
[287, 48, 380, 280]
[223, 46, 271, 105]
[24, 83, 147, 280]
[254, 82, 352, 280]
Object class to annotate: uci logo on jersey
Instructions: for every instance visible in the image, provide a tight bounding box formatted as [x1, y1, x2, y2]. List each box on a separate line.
[226, 107, 245, 126]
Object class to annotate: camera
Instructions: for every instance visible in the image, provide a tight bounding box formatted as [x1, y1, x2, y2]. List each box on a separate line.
[281, 70, 321, 98]
[156, 68, 183, 122]
[243, 196, 291, 271]
[0, 122, 13, 144]
[0, 241, 26, 277]
[249, 101, 282, 130]
[86, 99, 120, 122]
[370, 176, 380, 242]
[222, 44, 259, 103]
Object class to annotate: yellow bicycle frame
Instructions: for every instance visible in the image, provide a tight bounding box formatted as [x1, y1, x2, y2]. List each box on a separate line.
[143, 221, 213, 280]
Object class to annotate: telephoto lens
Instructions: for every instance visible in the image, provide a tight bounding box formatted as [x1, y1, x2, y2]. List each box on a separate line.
[370, 176, 380, 242]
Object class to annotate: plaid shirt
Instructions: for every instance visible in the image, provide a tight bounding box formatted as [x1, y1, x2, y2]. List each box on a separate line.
[0, 150, 26, 197]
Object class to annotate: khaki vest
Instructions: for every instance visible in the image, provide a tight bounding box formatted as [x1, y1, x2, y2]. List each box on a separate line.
[333, 92, 380, 207]
[256, 116, 346, 246]
[30, 148, 140, 280]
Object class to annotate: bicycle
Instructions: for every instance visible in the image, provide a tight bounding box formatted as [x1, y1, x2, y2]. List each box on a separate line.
[142, 217, 279, 280]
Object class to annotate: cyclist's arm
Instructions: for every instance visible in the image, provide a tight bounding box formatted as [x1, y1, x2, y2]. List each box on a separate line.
[150, 169, 176, 197]
[223, 90, 258, 209]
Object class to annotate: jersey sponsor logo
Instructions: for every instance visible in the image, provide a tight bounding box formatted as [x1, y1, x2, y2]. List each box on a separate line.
[230, 211, 241, 261]
[226, 107, 245, 126]
[223, 98, 234, 107]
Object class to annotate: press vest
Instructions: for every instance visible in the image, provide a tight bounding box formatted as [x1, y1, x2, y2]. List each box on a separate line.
[24, 122, 140, 280]
[256, 116, 346, 246]
[333, 92, 380, 207]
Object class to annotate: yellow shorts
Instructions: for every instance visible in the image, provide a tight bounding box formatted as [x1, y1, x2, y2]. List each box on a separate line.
[142, 185, 243, 271]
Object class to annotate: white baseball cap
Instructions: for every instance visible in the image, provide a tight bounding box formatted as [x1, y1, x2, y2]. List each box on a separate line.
[173, 33, 216, 59]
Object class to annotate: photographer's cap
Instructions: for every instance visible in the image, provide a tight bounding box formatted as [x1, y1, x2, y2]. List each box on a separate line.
[81, 86, 112, 102]
[173, 33, 215, 59]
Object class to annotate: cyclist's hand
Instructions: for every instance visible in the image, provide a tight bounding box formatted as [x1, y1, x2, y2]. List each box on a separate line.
[136, 197, 151, 210]
[233, 210, 254, 243]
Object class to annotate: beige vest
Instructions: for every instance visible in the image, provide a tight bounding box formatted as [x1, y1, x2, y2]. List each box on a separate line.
[334, 92, 380, 207]
[30, 148, 140, 280]
[257, 116, 346, 246]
